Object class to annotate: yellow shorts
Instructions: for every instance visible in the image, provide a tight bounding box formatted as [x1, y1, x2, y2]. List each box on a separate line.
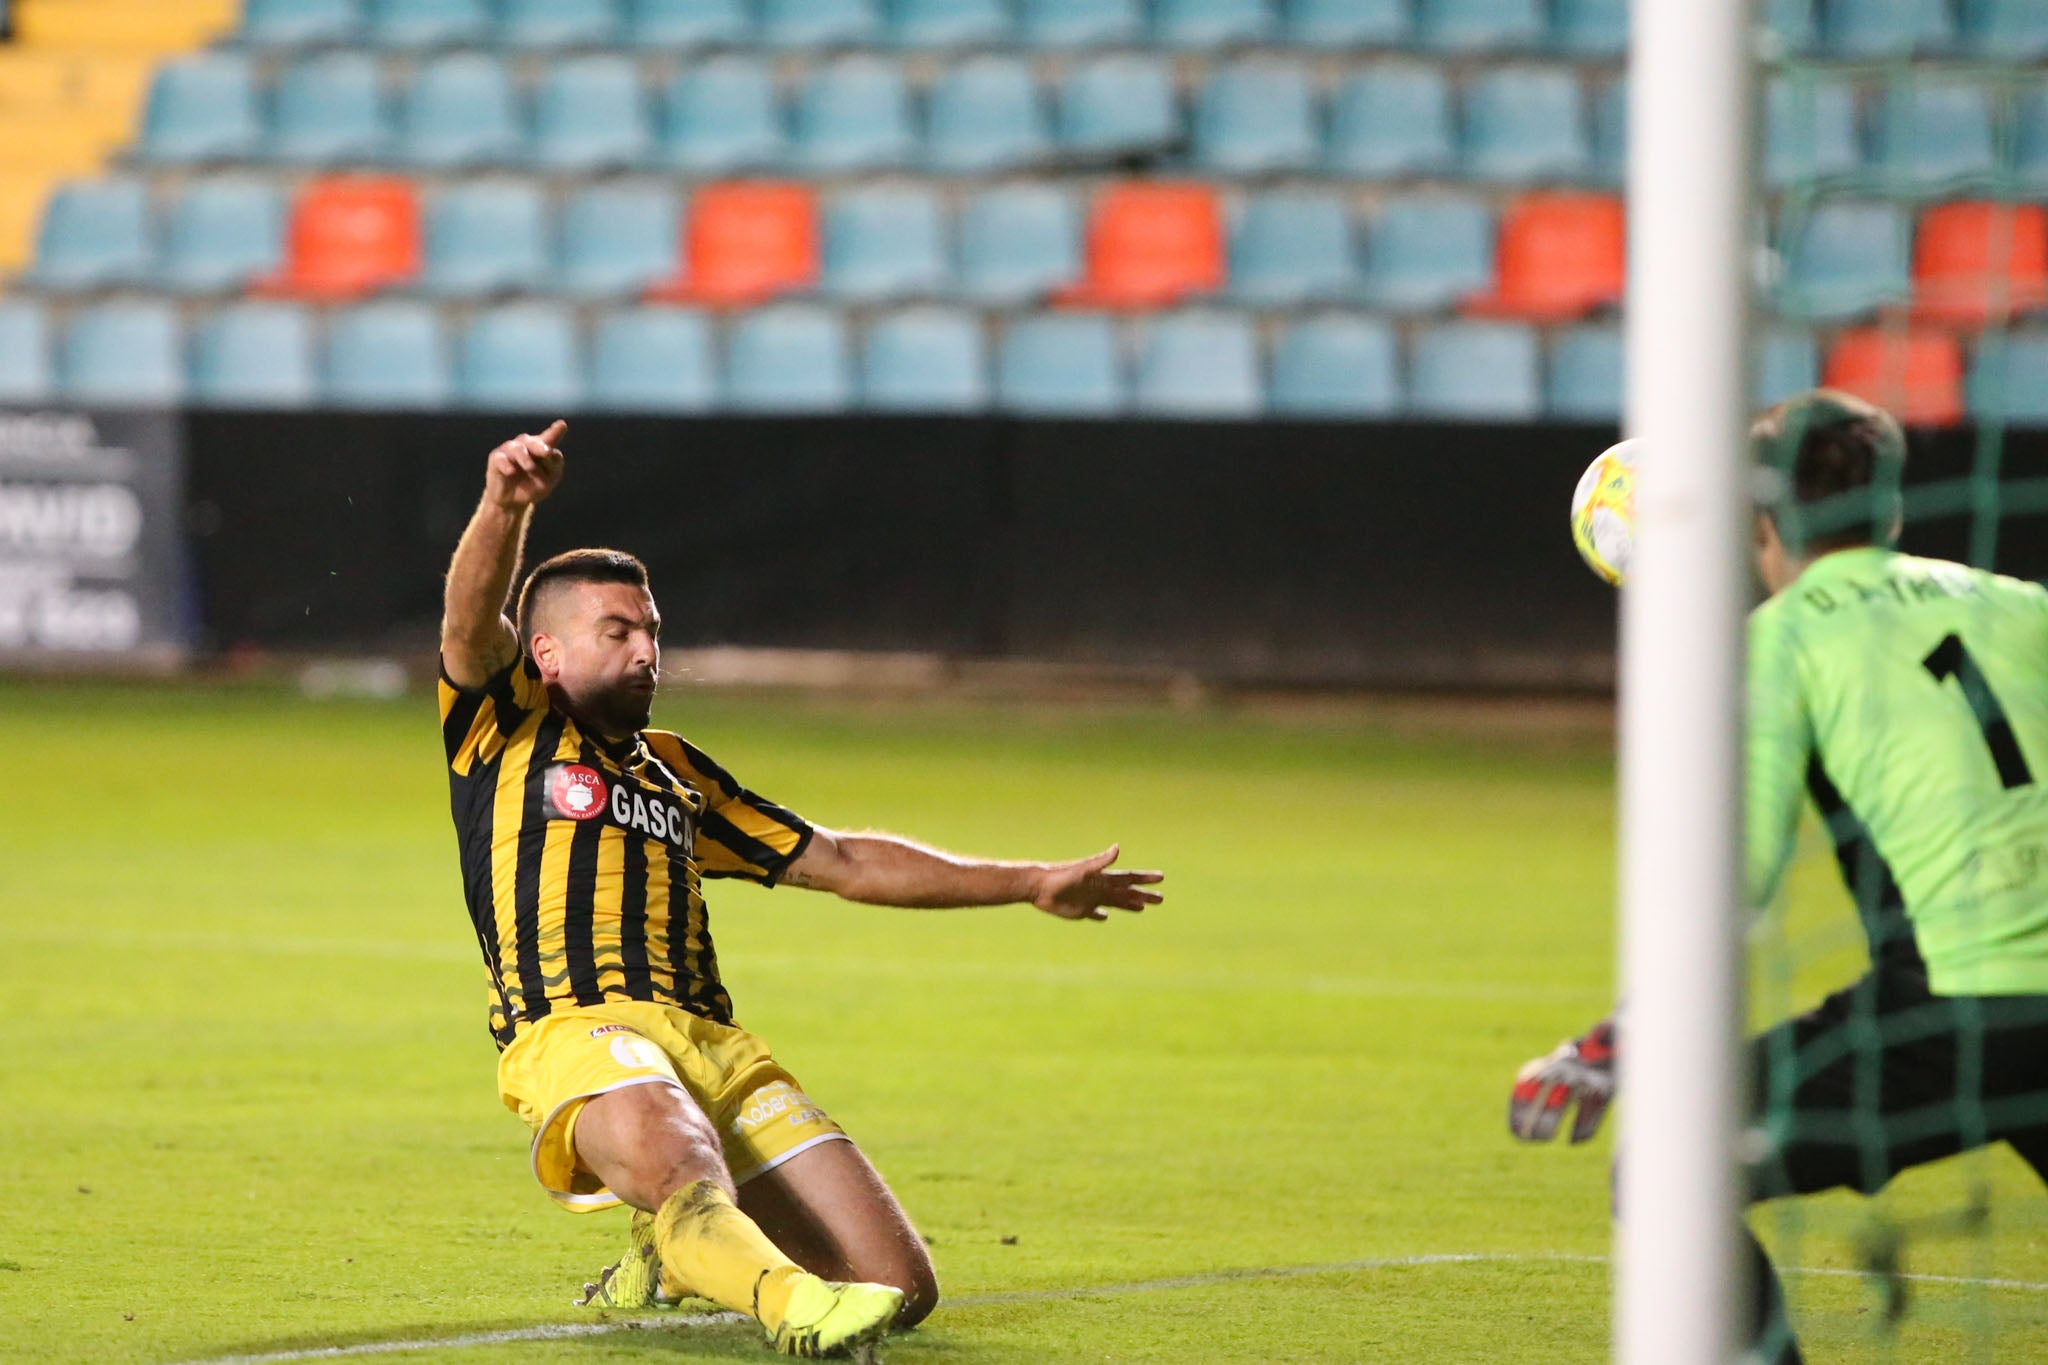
[496, 1000, 848, 1212]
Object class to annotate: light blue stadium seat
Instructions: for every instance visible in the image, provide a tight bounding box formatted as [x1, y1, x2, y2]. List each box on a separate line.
[1755, 327, 1820, 406]
[1820, 0, 1954, 56]
[191, 302, 319, 408]
[1870, 77, 1997, 191]
[1958, 0, 2048, 58]
[1228, 191, 1359, 305]
[269, 53, 390, 164]
[160, 177, 285, 294]
[421, 182, 553, 297]
[561, 183, 680, 298]
[400, 53, 523, 168]
[861, 308, 989, 412]
[1192, 59, 1319, 175]
[1461, 66, 1592, 183]
[958, 184, 1081, 303]
[1763, 0, 1819, 53]
[324, 302, 450, 407]
[1763, 75, 1860, 188]
[1415, 0, 1545, 50]
[1966, 331, 2048, 427]
[532, 55, 652, 170]
[368, 0, 492, 47]
[1057, 55, 1181, 162]
[61, 302, 184, 406]
[892, 0, 1013, 46]
[926, 57, 1051, 173]
[1269, 314, 1400, 417]
[1360, 196, 1493, 311]
[726, 306, 855, 413]
[759, 0, 882, 47]
[626, 0, 749, 47]
[139, 53, 263, 164]
[659, 57, 784, 172]
[1590, 77, 1627, 187]
[1284, 0, 1407, 45]
[792, 57, 916, 172]
[2019, 88, 2048, 194]
[822, 187, 950, 302]
[589, 307, 718, 411]
[1546, 324, 1622, 422]
[1134, 311, 1263, 417]
[997, 313, 1125, 414]
[1156, 0, 1277, 48]
[499, 0, 622, 48]
[1774, 200, 1910, 320]
[1021, 0, 1145, 47]
[0, 301, 55, 404]
[458, 304, 585, 411]
[1410, 320, 1542, 420]
[1552, 0, 1625, 55]
[1327, 64, 1454, 177]
[240, 0, 364, 47]
[29, 178, 154, 290]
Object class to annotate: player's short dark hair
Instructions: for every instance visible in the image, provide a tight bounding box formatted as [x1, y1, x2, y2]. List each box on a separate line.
[516, 548, 650, 644]
[1750, 389, 1907, 554]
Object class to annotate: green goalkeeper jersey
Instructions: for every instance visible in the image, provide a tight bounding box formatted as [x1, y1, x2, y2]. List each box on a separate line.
[1747, 547, 2048, 996]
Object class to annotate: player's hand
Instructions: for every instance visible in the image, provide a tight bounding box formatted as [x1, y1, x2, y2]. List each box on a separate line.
[484, 420, 567, 510]
[1031, 845, 1163, 922]
[1509, 1018, 1616, 1144]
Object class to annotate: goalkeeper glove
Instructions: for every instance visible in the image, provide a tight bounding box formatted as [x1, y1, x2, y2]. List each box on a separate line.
[1509, 1017, 1616, 1144]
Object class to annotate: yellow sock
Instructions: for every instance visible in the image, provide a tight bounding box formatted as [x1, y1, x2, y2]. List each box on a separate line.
[653, 1181, 806, 1330]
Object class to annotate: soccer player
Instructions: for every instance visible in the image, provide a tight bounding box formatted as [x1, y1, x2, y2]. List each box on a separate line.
[1509, 390, 2048, 1363]
[438, 421, 1164, 1359]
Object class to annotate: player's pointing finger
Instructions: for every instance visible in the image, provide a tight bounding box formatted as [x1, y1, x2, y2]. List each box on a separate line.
[539, 418, 568, 448]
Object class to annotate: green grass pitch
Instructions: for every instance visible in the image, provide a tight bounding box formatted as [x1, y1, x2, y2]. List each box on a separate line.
[5, 679, 2047, 1363]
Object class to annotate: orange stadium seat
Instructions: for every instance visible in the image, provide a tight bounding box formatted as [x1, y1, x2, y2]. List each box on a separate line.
[1055, 182, 1224, 309]
[255, 176, 421, 301]
[1910, 201, 2048, 325]
[645, 182, 819, 308]
[1464, 192, 1625, 322]
[1822, 325, 1965, 427]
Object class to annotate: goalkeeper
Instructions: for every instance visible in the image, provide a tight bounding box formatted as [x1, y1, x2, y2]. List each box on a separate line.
[1510, 390, 2048, 1364]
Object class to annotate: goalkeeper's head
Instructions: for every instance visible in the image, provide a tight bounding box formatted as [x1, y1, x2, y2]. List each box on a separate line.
[1749, 388, 1906, 586]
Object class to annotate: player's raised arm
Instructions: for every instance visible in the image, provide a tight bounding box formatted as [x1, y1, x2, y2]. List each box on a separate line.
[780, 832, 1163, 920]
[440, 420, 568, 689]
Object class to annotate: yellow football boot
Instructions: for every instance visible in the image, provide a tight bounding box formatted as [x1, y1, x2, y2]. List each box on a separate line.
[768, 1275, 904, 1360]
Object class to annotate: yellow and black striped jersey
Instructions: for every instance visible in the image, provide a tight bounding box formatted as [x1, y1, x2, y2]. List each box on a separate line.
[439, 655, 812, 1047]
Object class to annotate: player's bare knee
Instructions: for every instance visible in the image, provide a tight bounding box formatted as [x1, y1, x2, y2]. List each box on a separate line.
[894, 1263, 939, 1329]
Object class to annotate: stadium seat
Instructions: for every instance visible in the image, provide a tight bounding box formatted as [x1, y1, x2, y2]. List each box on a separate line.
[532, 54, 652, 170]
[1414, 0, 1545, 50]
[1409, 320, 1541, 420]
[190, 302, 319, 408]
[1228, 191, 1360, 306]
[626, 0, 750, 48]
[1058, 183, 1223, 309]
[822, 187, 950, 303]
[588, 306, 718, 412]
[1551, 0, 1626, 55]
[160, 177, 286, 294]
[725, 305, 854, 413]
[1465, 192, 1625, 322]
[421, 182, 552, 297]
[1192, 59, 1320, 175]
[659, 57, 785, 172]
[1870, 77, 1997, 192]
[1269, 314, 1401, 417]
[758, 0, 882, 48]
[1821, 326, 1963, 426]
[957, 183, 1081, 303]
[1756, 326, 1821, 406]
[1284, 0, 1408, 45]
[1546, 324, 1623, 421]
[892, 0, 1012, 46]
[926, 57, 1051, 173]
[1764, 0, 1819, 53]
[241, 0, 364, 47]
[1820, 0, 1954, 57]
[1020, 0, 1145, 47]
[1957, 0, 2048, 58]
[368, 0, 492, 47]
[399, 53, 523, 169]
[1156, 0, 1278, 48]
[1057, 55, 1182, 163]
[27, 177, 154, 290]
[1460, 66, 1592, 183]
[792, 57, 916, 172]
[997, 313, 1125, 414]
[269, 53, 391, 165]
[2021, 88, 2048, 195]
[1774, 200, 1911, 320]
[1763, 75, 1861, 188]
[0, 299, 54, 403]
[61, 301, 183, 406]
[458, 304, 585, 410]
[324, 301, 450, 407]
[560, 182, 682, 299]
[257, 176, 421, 300]
[1326, 64, 1455, 178]
[1966, 330, 2048, 426]
[860, 307, 990, 412]
[1133, 311, 1263, 417]
[647, 181, 819, 307]
[1590, 78, 1627, 186]
[499, 0, 622, 48]
[138, 53, 263, 164]
[1911, 201, 2048, 325]
[1359, 195, 1494, 312]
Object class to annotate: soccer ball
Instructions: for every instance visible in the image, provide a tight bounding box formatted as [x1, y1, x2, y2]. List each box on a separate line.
[1569, 439, 1641, 586]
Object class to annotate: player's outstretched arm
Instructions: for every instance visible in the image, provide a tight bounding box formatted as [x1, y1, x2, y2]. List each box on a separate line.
[781, 831, 1163, 921]
[441, 420, 567, 689]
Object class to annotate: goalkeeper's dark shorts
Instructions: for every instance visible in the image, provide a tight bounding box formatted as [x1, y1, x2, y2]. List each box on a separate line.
[1745, 964, 2048, 1203]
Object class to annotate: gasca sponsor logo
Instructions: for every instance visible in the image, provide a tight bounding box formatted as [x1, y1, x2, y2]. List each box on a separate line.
[609, 781, 691, 849]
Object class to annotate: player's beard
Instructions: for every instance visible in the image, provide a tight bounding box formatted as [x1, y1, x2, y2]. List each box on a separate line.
[580, 681, 655, 740]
